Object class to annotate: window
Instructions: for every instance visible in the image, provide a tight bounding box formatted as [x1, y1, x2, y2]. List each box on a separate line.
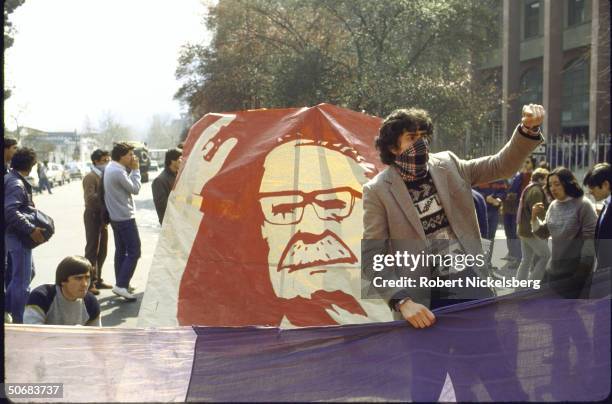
[568, 0, 587, 27]
[524, 1, 540, 39]
[519, 67, 543, 105]
[561, 58, 589, 126]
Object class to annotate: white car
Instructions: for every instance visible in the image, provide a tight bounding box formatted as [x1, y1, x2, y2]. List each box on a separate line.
[65, 161, 91, 179]
[45, 162, 66, 186]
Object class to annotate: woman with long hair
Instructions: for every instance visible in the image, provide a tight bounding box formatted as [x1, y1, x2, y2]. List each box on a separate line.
[531, 166, 597, 297]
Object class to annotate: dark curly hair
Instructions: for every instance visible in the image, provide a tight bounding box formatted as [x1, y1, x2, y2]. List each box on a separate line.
[90, 149, 110, 164]
[10, 147, 37, 172]
[111, 142, 135, 161]
[547, 166, 584, 198]
[164, 148, 183, 168]
[375, 108, 433, 165]
[583, 162, 612, 188]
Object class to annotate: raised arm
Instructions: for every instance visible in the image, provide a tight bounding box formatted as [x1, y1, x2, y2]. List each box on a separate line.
[451, 105, 545, 186]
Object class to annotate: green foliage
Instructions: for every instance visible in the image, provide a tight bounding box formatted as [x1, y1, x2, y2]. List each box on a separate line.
[4, 0, 26, 100]
[4, 0, 25, 49]
[175, 0, 502, 151]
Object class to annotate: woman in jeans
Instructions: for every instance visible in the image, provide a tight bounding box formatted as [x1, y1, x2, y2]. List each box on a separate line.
[531, 167, 597, 298]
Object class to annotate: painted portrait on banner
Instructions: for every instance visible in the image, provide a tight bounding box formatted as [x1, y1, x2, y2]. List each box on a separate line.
[138, 104, 394, 327]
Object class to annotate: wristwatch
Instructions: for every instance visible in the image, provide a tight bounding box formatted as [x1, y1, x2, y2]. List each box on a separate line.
[395, 297, 412, 311]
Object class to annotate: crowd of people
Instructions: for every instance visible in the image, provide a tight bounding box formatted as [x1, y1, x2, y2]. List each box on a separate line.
[4, 136, 183, 326]
[471, 158, 611, 299]
[3, 104, 611, 328]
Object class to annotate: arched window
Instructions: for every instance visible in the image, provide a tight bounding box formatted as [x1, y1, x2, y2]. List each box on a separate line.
[561, 57, 589, 127]
[519, 67, 543, 105]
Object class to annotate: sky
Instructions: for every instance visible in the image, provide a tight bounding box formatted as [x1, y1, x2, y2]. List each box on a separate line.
[4, 0, 211, 136]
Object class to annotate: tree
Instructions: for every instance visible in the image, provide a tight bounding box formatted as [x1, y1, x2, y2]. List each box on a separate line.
[175, 0, 500, 152]
[97, 111, 132, 149]
[146, 113, 183, 149]
[4, 0, 26, 100]
[6, 102, 29, 141]
[80, 115, 97, 135]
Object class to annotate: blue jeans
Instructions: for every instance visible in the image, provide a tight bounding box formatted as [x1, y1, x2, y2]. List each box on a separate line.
[110, 219, 141, 288]
[38, 177, 52, 194]
[5, 233, 34, 323]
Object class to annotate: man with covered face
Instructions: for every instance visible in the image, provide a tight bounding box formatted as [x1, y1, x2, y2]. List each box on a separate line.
[363, 104, 545, 329]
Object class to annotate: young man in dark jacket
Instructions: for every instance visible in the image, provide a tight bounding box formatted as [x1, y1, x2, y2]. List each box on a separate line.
[152, 148, 182, 224]
[82, 149, 112, 295]
[4, 147, 44, 323]
[584, 163, 612, 273]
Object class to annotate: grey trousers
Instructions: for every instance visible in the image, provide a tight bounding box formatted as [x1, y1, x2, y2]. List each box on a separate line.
[516, 237, 550, 281]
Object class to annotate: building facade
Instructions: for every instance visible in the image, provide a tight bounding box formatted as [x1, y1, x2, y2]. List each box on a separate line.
[480, 0, 610, 167]
[20, 129, 100, 164]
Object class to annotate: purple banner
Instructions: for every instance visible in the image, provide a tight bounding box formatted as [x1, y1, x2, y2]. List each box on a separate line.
[189, 294, 610, 401]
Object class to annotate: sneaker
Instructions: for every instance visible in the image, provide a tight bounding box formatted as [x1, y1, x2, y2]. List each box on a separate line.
[4, 312, 13, 323]
[112, 286, 137, 301]
[128, 285, 135, 293]
[95, 281, 113, 289]
[88, 286, 100, 296]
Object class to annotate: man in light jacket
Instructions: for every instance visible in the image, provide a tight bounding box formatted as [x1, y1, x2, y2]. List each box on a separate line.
[363, 104, 545, 329]
[82, 149, 112, 295]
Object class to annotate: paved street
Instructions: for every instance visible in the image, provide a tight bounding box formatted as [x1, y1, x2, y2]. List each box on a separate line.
[29, 169, 162, 327]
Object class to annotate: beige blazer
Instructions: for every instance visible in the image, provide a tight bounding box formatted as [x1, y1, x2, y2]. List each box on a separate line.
[362, 126, 543, 308]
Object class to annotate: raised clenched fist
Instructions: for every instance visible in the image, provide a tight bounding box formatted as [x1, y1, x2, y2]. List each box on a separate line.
[522, 104, 545, 129]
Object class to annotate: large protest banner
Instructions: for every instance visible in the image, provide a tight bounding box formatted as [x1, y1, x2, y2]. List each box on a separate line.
[138, 104, 395, 328]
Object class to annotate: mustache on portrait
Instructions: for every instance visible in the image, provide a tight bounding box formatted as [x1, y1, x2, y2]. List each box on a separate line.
[277, 230, 357, 273]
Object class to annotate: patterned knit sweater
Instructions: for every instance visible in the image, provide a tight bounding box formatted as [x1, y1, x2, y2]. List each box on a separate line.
[404, 172, 464, 276]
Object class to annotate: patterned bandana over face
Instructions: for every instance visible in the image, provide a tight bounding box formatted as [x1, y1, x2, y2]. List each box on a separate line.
[394, 137, 429, 182]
